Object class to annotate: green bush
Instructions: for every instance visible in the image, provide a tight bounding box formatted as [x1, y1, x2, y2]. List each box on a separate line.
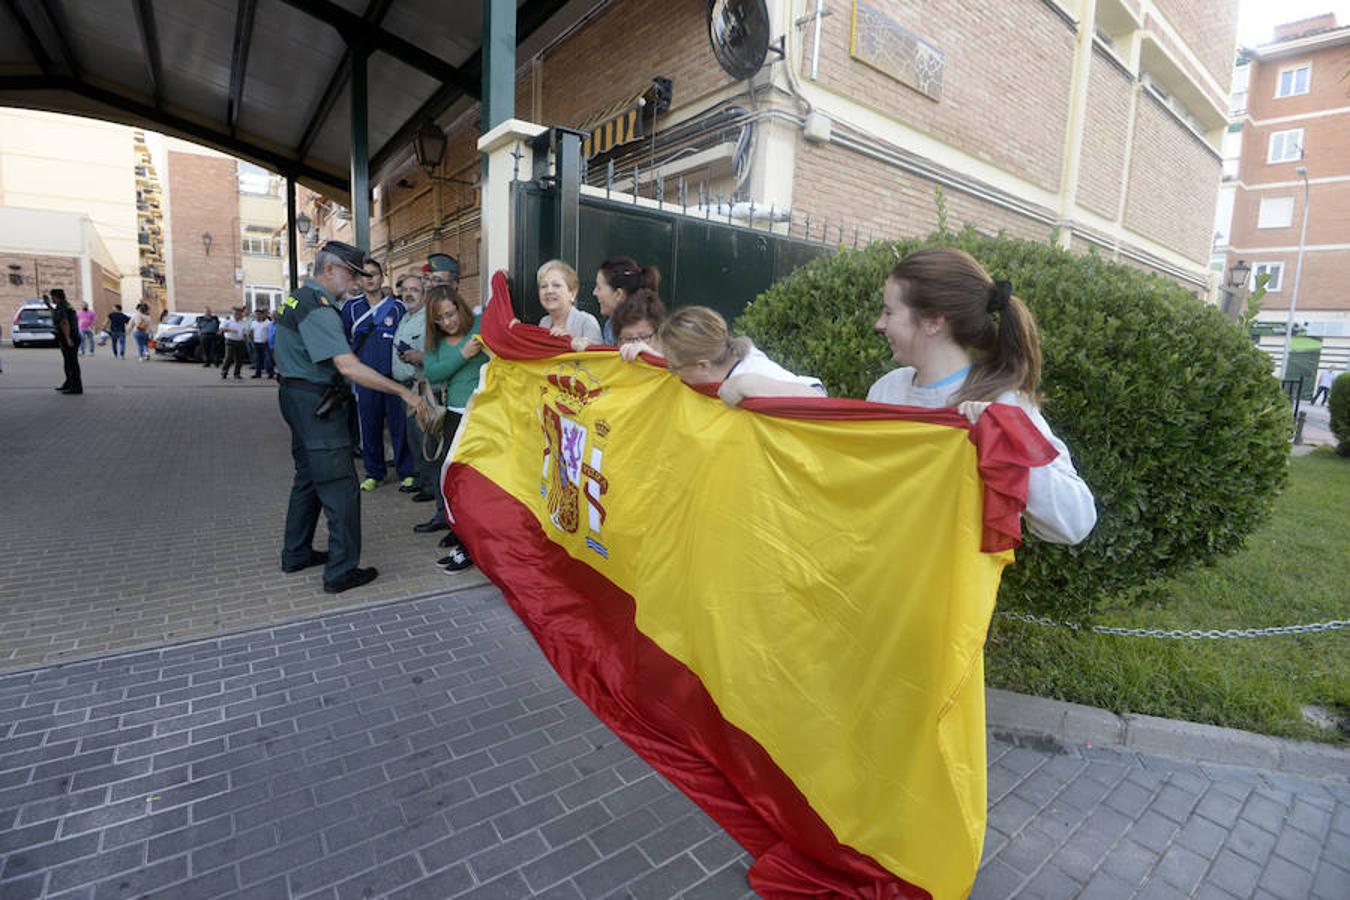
[1331, 372, 1350, 456]
[738, 228, 1291, 616]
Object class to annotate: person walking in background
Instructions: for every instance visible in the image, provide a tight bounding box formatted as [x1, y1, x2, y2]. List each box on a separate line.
[1312, 368, 1335, 406]
[198, 307, 221, 366]
[250, 309, 274, 379]
[76, 303, 97, 356]
[46, 289, 83, 394]
[105, 304, 130, 359]
[220, 306, 248, 379]
[129, 303, 152, 361]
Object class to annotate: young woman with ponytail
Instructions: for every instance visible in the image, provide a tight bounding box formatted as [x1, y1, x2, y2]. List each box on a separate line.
[591, 256, 661, 346]
[868, 246, 1096, 545]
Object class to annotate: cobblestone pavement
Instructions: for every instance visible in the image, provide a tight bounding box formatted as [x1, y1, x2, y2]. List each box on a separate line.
[0, 586, 1346, 900]
[0, 349, 485, 671]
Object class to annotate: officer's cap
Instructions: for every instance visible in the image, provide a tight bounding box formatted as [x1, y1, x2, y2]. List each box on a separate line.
[426, 253, 460, 277]
[319, 240, 370, 275]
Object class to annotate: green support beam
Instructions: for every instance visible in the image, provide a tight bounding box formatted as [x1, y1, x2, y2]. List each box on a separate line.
[482, 0, 515, 134]
[349, 45, 371, 251]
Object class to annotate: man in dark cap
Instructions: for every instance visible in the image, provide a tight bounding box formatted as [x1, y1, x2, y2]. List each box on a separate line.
[273, 240, 427, 594]
[46, 289, 83, 395]
[425, 253, 460, 289]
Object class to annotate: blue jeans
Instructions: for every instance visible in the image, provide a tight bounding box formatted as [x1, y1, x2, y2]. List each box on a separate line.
[252, 342, 274, 377]
[133, 331, 150, 359]
[80, 330, 95, 355]
[109, 333, 126, 357]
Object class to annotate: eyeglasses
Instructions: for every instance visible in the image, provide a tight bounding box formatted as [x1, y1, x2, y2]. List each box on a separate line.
[618, 332, 654, 344]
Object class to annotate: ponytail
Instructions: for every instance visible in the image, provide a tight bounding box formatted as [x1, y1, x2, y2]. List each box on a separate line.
[599, 256, 661, 298]
[888, 247, 1042, 403]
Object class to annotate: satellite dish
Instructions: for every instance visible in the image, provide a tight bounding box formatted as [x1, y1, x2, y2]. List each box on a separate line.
[707, 0, 772, 80]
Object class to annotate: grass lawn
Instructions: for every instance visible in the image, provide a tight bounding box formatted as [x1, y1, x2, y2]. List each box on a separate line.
[986, 448, 1350, 743]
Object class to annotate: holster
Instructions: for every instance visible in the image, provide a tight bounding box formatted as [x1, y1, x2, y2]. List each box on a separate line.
[314, 381, 352, 419]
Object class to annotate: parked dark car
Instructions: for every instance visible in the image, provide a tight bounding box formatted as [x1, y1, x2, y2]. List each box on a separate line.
[10, 301, 58, 347]
[154, 325, 204, 361]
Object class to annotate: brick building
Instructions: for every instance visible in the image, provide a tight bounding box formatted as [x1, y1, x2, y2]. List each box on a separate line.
[160, 140, 289, 314]
[350, 0, 1236, 297]
[0, 207, 121, 330]
[1217, 13, 1350, 372]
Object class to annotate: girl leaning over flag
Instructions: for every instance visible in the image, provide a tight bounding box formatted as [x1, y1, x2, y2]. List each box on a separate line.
[640, 306, 827, 406]
[869, 246, 1096, 545]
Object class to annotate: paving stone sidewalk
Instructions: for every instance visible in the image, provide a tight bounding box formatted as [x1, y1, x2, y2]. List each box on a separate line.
[0, 349, 485, 671]
[2, 586, 1347, 900]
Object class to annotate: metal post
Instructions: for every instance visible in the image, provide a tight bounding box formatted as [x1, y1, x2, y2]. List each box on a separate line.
[482, 0, 515, 133]
[349, 45, 371, 250]
[286, 176, 298, 292]
[1280, 168, 1311, 379]
[555, 128, 583, 270]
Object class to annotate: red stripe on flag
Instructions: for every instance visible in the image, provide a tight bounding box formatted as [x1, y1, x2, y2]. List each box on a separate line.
[445, 461, 930, 899]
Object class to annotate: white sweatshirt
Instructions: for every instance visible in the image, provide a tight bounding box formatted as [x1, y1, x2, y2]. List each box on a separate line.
[866, 368, 1097, 545]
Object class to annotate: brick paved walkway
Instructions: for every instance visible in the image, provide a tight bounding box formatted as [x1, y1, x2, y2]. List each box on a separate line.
[1, 586, 1346, 899]
[0, 350, 485, 671]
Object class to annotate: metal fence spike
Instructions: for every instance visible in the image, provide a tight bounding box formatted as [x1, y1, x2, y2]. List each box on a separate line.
[853, 225, 859, 248]
[679, 176, 687, 214]
[821, 218, 829, 245]
[748, 200, 755, 230]
[632, 166, 639, 204]
[804, 213, 811, 241]
[606, 160, 614, 199]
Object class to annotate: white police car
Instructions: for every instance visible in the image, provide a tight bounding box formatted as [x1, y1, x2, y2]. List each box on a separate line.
[10, 301, 58, 347]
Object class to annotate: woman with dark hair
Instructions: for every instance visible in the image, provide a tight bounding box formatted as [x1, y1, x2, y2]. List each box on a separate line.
[611, 289, 668, 359]
[423, 285, 488, 573]
[868, 246, 1095, 545]
[589, 256, 661, 346]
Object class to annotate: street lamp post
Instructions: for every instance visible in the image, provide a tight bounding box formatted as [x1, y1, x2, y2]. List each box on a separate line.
[1280, 166, 1310, 378]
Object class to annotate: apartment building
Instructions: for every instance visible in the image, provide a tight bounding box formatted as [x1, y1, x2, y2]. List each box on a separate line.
[1218, 13, 1350, 373]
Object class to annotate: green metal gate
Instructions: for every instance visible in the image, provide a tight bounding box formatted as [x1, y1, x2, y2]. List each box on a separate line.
[507, 130, 829, 325]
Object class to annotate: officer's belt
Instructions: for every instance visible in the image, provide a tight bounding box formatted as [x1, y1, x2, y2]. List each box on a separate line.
[279, 377, 336, 392]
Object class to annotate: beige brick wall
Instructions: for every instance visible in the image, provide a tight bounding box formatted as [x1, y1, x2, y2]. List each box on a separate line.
[167, 151, 241, 312]
[1122, 93, 1220, 264]
[1, 253, 81, 333]
[537, 0, 732, 126]
[791, 139, 1053, 245]
[1152, 0, 1239, 93]
[1077, 49, 1134, 220]
[807, 0, 1076, 193]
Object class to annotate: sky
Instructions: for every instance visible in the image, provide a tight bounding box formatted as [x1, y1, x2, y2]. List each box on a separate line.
[1238, 0, 1350, 46]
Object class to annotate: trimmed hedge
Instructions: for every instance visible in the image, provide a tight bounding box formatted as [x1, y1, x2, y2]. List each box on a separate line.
[1332, 372, 1350, 456]
[738, 229, 1291, 615]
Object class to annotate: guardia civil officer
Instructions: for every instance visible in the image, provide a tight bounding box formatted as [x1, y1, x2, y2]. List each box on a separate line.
[274, 241, 427, 594]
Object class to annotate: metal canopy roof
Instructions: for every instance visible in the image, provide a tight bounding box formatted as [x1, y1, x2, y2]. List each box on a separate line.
[0, 0, 574, 200]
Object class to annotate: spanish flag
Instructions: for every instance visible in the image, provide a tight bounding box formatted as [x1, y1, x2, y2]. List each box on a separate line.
[445, 273, 1056, 898]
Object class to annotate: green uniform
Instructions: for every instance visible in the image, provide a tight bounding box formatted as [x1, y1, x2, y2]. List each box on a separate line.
[274, 279, 361, 585]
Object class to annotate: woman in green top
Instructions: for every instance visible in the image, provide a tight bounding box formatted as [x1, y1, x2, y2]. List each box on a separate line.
[423, 285, 488, 573]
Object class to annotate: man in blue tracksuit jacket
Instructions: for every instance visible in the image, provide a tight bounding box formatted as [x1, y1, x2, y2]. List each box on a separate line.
[340, 259, 415, 491]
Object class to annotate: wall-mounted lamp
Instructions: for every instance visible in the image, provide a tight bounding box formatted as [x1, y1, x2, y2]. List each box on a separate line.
[202, 231, 213, 255]
[1226, 259, 1250, 290]
[295, 212, 312, 236]
[412, 120, 478, 187]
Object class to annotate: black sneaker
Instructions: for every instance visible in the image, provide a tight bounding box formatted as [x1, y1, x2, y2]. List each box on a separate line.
[281, 550, 328, 573]
[324, 567, 378, 594]
[442, 546, 473, 572]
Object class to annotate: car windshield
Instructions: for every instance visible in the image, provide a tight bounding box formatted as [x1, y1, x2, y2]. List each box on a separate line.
[163, 314, 186, 326]
[18, 310, 53, 326]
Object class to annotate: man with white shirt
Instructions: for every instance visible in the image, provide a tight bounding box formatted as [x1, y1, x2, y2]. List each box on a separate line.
[220, 306, 249, 379]
[250, 309, 275, 378]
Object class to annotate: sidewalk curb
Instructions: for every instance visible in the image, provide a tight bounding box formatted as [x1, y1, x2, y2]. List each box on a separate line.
[986, 688, 1350, 782]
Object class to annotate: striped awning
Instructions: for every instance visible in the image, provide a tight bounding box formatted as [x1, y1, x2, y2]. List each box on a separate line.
[580, 77, 673, 159]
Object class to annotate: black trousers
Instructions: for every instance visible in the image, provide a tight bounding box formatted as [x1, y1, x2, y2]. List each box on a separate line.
[278, 381, 361, 585]
[1312, 386, 1329, 405]
[221, 340, 247, 377]
[58, 341, 82, 392]
[200, 333, 221, 365]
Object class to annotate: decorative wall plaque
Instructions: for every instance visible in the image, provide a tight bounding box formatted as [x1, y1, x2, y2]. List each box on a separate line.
[850, 1, 945, 101]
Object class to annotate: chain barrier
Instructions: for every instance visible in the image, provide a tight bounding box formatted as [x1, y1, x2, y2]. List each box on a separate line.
[994, 611, 1350, 640]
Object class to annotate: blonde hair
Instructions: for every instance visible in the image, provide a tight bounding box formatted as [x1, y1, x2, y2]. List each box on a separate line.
[657, 306, 751, 369]
[425, 285, 475, 351]
[537, 259, 580, 295]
